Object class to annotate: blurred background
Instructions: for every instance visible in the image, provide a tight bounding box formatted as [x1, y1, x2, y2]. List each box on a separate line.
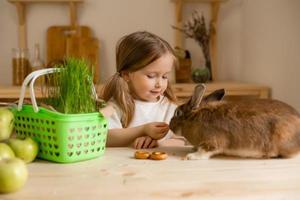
[0, 0, 299, 111]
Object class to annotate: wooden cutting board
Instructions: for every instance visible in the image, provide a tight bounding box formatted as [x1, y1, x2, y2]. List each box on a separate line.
[66, 36, 100, 82]
[47, 25, 100, 82]
[46, 26, 91, 65]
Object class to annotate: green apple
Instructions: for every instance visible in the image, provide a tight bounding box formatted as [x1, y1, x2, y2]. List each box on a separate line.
[0, 143, 15, 161]
[0, 108, 14, 141]
[8, 137, 39, 163]
[0, 157, 28, 193]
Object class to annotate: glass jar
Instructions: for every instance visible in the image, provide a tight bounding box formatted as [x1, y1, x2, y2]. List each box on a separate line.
[12, 48, 30, 86]
[31, 43, 45, 85]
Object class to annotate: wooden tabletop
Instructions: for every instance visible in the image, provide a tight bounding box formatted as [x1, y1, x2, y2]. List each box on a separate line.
[2, 147, 300, 200]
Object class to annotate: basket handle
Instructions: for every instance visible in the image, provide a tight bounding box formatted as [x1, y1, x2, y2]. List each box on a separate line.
[17, 68, 60, 112]
[17, 68, 98, 113]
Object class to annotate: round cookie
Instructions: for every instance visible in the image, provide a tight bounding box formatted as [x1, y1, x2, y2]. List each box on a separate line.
[134, 151, 151, 159]
[150, 151, 168, 160]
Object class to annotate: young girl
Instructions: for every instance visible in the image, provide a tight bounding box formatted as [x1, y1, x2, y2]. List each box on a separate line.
[101, 31, 182, 149]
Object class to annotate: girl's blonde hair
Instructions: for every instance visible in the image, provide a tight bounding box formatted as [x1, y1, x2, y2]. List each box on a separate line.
[101, 31, 178, 127]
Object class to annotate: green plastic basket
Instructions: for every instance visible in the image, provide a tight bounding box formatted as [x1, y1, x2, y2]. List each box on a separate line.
[13, 68, 108, 163]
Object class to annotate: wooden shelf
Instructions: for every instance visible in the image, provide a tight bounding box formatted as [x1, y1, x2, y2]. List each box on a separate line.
[171, 82, 271, 102]
[8, 0, 83, 3]
[172, 0, 228, 81]
[175, 0, 227, 2]
[0, 82, 271, 102]
[7, 0, 84, 49]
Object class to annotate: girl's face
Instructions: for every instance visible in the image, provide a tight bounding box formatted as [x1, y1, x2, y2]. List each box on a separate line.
[124, 53, 174, 102]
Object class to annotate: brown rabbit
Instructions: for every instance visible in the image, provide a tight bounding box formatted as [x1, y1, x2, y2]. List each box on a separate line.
[169, 84, 300, 160]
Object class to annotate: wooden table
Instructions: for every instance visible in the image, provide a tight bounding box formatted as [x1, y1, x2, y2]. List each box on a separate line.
[2, 147, 300, 200]
[0, 82, 271, 102]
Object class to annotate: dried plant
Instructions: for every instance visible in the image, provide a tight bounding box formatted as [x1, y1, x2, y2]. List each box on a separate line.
[173, 10, 211, 67]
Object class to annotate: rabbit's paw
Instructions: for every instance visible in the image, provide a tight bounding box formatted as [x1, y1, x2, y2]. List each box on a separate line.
[185, 152, 208, 160]
[185, 150, 212, 160]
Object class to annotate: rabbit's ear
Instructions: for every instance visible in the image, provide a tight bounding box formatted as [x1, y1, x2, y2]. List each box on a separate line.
[203, 89, 225, 102]
[188, 84, 206, 110]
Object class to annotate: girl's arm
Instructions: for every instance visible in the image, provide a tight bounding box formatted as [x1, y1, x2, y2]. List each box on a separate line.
[106, 125, 144, 147]
[106, 122, 169, 147]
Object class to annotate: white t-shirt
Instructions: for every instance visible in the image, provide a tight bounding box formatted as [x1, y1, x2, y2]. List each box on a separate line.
[107, 96, 177, 141]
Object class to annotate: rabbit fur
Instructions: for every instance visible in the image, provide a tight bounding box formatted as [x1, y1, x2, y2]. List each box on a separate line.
[169, 84, 300, 160]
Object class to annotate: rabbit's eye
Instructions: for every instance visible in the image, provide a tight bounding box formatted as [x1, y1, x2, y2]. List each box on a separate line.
[174, 109, 183, 117]
[174, 110, 179, 117]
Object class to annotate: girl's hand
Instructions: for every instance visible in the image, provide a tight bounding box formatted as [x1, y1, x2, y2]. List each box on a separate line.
[133, 136, 158, 149]
[143, 122, 169, 139]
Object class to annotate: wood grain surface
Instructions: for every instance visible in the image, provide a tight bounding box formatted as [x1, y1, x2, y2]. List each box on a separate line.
[1, 147, 300, 200]
[46, 25, 91, 65]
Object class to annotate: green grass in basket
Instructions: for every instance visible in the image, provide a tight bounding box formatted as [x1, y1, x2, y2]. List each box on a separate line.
[45, 58, 96, 114]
